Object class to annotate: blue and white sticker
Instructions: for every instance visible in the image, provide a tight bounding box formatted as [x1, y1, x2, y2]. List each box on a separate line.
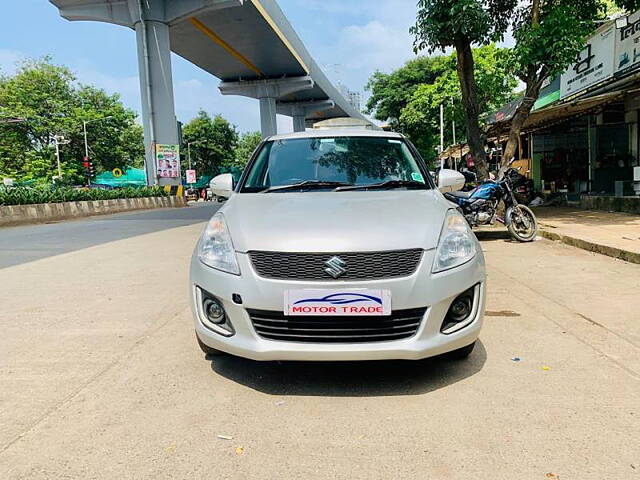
[411, 172, 425, 183]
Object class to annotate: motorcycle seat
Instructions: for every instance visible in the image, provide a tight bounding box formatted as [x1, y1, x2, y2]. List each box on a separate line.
[447, 190, 473, 199]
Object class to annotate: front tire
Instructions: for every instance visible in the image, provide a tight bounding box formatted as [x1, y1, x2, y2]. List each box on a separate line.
[196, 335, 225, 357]
[506, 205, 537, 242]
[446, 341, 476, 360]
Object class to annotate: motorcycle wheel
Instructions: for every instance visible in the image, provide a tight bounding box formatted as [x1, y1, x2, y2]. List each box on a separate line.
[506, 205, 537, 242]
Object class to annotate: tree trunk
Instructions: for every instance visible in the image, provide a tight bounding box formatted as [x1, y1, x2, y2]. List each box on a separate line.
[454, 36, 489, 180]
[501, 74, 544, 172]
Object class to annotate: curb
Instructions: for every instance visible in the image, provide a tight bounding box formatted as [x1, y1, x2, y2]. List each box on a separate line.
[539, 228, 640, 265]
[0, 196, 187, 228]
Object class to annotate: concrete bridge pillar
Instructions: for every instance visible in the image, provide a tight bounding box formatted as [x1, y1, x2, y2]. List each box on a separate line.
[292, 109, 307, 133]
[258, 97, 278, 138]
[219, 77, 314, 138]
[281, 100, 335, 132]
[133, 2, 180, 186]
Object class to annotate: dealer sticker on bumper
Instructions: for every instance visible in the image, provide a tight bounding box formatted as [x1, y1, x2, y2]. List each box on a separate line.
[284, 289, 392, 316]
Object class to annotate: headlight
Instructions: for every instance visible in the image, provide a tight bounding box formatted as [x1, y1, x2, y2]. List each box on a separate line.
[198, 212, 240, 275]
[433, 209, 477, 273]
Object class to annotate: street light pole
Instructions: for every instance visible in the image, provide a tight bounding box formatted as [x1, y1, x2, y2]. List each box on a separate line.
[83, 121, 89, 159]
[440, 103, 445, 170]
[451, 98, 457, 170]
[83, 121, 90, 186]
[54, 138, 63, 179]
[53, 135, 70, 182]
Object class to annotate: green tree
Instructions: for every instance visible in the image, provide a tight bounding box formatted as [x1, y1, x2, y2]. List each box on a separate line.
[365, 46, 516, 164]
[0, 58, 144, 183]
[182, 110, 238, 176]
[235, 131, 262, 168]
[411, 0, 517, 179]
[401, 46, 516, 165]
[365, 55, 450, 129]
[603, 0, 625, 14]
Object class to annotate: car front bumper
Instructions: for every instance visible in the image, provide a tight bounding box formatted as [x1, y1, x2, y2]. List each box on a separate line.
[190, 249, 486, 361]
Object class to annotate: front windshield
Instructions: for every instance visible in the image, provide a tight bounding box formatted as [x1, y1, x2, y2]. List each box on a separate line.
[241, 136, 431, 192]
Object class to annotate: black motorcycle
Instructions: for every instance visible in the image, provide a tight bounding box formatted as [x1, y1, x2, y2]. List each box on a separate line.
[443, 168, 538, 242]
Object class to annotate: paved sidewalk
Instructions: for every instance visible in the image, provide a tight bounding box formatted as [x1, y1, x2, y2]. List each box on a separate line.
[533, 207, 640, 263]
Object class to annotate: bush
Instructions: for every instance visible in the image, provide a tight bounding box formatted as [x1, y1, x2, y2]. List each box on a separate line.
[0, 185, 168, 206]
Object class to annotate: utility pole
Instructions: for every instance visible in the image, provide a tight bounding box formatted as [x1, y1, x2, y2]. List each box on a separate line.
[83, 121, 90, 186]
[55, 138, 63, 179]
[451, 98, 457, 146]
[440, 104, 445, 170]
[451, 98, 457, 170]
[53, 135, 70, 181]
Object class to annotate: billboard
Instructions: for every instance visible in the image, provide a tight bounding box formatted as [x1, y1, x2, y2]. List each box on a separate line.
[156, 144, 180, 178]
[615, 10, 640, 76]
[560, 26, 615, 99]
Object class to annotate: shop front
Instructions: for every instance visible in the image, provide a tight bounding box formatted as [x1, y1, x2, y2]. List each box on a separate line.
[530, 95, 639, 196]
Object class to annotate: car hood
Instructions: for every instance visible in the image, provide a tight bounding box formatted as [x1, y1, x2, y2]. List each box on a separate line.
[220, 190, 450, 253]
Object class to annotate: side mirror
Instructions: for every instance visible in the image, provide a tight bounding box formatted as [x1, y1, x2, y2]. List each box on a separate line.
[209, 173, 235, 201]
[438, 169, 466, 193]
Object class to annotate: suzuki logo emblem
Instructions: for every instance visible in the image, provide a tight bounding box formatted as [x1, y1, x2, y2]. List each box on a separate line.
[324, 256, 347, 279]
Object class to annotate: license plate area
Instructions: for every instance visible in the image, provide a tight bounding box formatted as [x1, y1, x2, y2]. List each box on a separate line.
[284, 289, 391, 316]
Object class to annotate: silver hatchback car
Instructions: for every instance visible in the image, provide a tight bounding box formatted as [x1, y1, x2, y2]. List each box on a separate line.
[190, 130, 485, 361]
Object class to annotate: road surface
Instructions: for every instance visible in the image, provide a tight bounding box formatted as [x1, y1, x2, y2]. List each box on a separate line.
[0, 202, 220, 269]
[0, 208, 638, 479]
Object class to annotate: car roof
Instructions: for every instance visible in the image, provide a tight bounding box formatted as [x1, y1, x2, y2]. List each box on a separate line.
[268, 129, 404, 141]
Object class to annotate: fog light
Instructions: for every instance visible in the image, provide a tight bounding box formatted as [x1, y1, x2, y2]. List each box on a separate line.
[441, 285, 478, 334]
[449, 297, 472, 322]
[196, 287, 235, 337]
[203, 298, 225, 324]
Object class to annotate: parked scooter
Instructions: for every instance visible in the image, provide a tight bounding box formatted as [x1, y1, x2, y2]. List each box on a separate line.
[443, 167, 538, 242]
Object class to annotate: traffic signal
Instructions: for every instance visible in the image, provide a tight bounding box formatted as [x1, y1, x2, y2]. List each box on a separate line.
[82, 156, 95, 178]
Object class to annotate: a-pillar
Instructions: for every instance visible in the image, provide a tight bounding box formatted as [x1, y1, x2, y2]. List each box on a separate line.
[133, 0, 180, 186]
[219, 77, 314, 138]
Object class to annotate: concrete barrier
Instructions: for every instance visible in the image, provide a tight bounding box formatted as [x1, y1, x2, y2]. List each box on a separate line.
[0, 196, 186, 227]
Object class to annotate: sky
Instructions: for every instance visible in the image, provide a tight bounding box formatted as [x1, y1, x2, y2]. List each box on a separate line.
[0, 0, 421, 133]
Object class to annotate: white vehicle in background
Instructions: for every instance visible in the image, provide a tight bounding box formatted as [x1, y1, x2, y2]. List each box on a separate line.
[191, 129, 485, 362]
[208, 173, 235, 202]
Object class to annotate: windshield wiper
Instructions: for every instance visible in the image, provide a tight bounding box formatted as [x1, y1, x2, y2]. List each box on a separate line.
[262, 180, 352, 193]
[335, 180, 426, 192]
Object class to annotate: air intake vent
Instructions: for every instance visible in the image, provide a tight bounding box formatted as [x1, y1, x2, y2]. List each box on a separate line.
[248, 308, 426, 343]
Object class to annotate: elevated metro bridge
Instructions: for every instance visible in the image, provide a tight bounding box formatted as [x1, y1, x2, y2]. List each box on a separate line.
[50, 0, 374, 185]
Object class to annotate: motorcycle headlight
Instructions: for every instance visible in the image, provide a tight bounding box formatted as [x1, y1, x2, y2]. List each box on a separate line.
[198, 212, 240, 275]
[433, 209, 477, 273]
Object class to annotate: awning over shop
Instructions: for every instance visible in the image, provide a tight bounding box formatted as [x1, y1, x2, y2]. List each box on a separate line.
[441, 144, 469, 159]
[485, 97, 523, 125]
[486, 89, 628, 137]
[521, 90, 626, 130]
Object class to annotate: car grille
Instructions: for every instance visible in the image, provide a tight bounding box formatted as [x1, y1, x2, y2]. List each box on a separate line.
[248, 308, 426, 343]
[248, 249, 423, 281]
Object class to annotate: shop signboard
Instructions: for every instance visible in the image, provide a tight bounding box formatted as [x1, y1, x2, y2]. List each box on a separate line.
[156, 144, 180, 178]
[560, 26, 615, 99]
[615, 10, 640, 76]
